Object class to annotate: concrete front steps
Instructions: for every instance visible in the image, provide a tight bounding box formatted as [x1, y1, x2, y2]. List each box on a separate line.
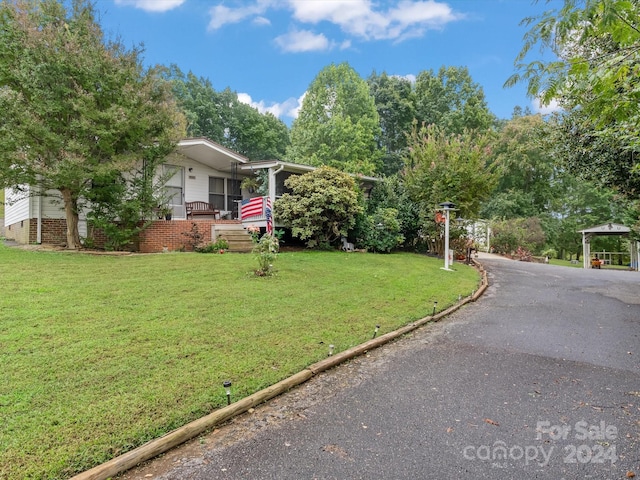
[212, 224, 253, 252]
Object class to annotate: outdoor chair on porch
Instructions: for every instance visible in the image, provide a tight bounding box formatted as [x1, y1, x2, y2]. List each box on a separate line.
[185, 201, 220, 219]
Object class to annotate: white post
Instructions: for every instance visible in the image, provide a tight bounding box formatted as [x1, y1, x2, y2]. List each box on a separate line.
[582, 233, 589, 269]
[439, 201, 456, 271]
[443, 208, 451, 270]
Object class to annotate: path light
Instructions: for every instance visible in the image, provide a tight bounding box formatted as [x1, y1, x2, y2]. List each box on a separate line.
[458, 294, 462, 301]
[373, 325, 380, 339]
[439, 201, 456, 271]
[328, 344, 335, 356]
[433, 301, 438, 316]
[223, 380, 232, 405]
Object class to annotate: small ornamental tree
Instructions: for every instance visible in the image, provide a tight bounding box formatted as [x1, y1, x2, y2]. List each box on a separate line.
[273, 166, 363, 248]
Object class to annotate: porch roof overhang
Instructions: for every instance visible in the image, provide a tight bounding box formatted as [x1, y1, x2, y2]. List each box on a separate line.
[238, 160, 380, 183]
[177, 137, 248, 173]
[578, 223, 630, 236]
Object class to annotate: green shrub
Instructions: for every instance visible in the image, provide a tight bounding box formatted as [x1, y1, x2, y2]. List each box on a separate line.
[363, 207, 404, 253]
[195, 237, 229, 253]
[273, 166, 362, 248]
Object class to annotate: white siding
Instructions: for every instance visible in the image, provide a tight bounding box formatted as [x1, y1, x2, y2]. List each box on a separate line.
[162, 155, 249, 215]
[4, 187, 30, 226]
[40, 190, 66, 219]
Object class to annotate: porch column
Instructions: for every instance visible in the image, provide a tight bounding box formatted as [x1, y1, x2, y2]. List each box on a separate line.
[631, 241, 640, 271]
[268, 166, 284, 228]
[268, 167, 277, 203]
[582, 232, 590, 269]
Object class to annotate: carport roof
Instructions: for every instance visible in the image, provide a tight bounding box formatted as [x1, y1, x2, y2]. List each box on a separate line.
[579, 223, 630, 236]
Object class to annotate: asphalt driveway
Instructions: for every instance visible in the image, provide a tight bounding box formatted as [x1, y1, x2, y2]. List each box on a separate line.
[124, 254, 640, 480]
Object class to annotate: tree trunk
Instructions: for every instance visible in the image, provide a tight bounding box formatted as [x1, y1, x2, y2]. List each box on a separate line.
[60, 187, 81, 249]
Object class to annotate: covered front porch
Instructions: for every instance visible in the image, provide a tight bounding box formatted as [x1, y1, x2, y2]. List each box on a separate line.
[236, 160, 378, 231]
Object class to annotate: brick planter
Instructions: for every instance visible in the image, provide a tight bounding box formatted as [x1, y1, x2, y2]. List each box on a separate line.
[138, 219, 242, 253]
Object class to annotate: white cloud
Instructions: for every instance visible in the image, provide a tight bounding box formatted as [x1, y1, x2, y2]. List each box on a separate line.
[253, 16, 271, 26]
[391, 73, 417, 84]
[114, 0, 185, 13]
[237, 92, 305, 120]
[207, 0, 462, 47]
[274, 29, 332, 53]
[208, 0, 274, 30]
[532, 96, 562, 115]
[288, 0, 459, 41]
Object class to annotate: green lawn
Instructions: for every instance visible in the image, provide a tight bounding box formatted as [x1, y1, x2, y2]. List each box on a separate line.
[0, 244, 480, 479]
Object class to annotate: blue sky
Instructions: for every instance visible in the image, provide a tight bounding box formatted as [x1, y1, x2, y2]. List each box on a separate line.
[98, 0, 561, 126]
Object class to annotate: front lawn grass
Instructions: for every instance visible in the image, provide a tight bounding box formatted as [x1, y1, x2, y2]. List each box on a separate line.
[0, 244, 480, 479]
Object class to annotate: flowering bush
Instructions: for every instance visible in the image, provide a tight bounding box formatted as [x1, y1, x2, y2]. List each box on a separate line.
[247, 225, 261, 241]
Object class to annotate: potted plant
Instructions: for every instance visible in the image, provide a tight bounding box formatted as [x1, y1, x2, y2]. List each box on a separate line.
[159, 205, 172, 220]
[241, 176, 261, 194]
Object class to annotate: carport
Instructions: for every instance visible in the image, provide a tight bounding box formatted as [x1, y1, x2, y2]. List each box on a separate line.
[579, 223, 640, 271]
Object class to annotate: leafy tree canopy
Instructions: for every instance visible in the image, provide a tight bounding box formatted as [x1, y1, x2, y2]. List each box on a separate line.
[506, 0, 640, 196]
[481, 114, 557, 219]
[414, 66, 496, 135]
[0, 0, 185, 248]
[367, 71, 416, 175]
[164, 65, 289, 161]
[402, 123, 497, 221]
[544, 109, 640, 199]
[287, 62, 382, 176]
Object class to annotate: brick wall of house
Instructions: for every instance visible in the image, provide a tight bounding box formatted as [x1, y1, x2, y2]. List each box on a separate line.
[138, 219, 241, 253]
[38, 218, 67, 245]
[85, 223, 110, 250]
[5, 217, 242, 252]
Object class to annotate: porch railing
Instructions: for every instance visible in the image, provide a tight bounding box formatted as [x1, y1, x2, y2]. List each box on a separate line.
[240, 196, 267, 221]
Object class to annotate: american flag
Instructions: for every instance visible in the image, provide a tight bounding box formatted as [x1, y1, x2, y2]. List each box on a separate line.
[241, 197, 263, 219]
[265, 197, 273, 234]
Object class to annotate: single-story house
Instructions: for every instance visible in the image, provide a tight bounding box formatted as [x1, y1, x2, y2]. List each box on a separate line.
[3, 137, 377, 252]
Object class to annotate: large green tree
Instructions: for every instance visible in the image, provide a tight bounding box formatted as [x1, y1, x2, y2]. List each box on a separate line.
[506, 0, 640, 196]
[414, 66, 495, 136]
[545, 109, 640, 199]
[481, 114, 557, 219]
[0, 0, 184, 249]
[165, 66, 290, 161]
[287, 62, 382, 175]
[367, 71, 416, 175]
